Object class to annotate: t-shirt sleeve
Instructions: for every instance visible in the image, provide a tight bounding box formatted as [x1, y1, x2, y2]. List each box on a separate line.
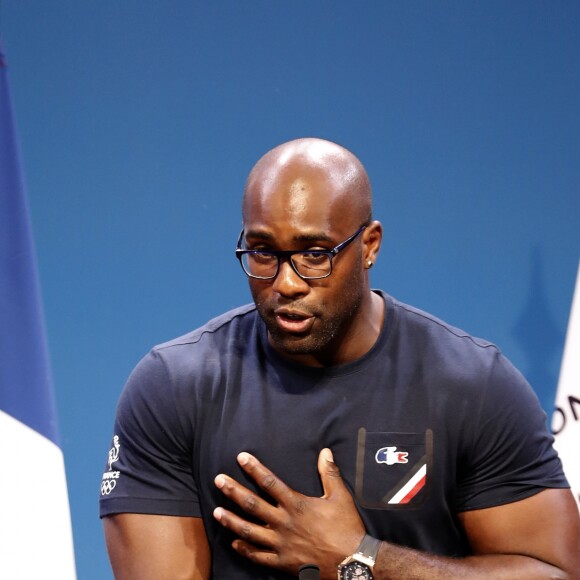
[454, 350, 568, 512]
[99, 348, 200, 518]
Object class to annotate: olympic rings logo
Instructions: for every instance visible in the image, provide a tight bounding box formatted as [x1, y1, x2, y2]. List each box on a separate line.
[101, 480, 117, 495]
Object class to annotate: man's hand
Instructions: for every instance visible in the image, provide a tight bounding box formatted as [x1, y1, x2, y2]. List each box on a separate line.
[213, 448, 365, 579]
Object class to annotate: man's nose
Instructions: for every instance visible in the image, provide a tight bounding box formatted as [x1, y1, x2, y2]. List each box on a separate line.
[271, 260, 310, 298]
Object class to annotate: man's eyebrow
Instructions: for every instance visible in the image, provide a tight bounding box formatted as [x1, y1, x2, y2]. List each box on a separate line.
[294, 232, 334, 243]
[244, 230, 275, 241]
[244, 230, 334, 244]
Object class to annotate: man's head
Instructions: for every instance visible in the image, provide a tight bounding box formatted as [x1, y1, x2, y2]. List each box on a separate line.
[240, 138, 383, 366]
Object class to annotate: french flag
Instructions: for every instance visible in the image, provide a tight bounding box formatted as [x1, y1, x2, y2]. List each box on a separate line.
[0, 43, 76, 578]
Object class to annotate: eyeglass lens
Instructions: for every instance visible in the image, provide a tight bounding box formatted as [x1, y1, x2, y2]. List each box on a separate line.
[241, 251, 332, 279]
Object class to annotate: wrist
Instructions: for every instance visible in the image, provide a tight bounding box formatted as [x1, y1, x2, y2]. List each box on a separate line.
[337, 534, 381, 580]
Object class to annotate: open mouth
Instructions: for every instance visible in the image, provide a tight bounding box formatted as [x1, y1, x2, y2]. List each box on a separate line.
[274, 311, 314, 334]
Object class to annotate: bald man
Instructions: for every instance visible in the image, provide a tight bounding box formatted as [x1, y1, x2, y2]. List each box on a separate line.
[100, 139, 579, 580]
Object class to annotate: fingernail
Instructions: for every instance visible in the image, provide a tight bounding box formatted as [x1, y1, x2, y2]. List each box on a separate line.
[215, 474, 226, 489]
[238, 452, 250, 466]
[323, 448, 334, 462]
[213, 507, 223, 521]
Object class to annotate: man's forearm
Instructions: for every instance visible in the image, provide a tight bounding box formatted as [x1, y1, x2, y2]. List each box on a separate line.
[372, 541, 571, 580]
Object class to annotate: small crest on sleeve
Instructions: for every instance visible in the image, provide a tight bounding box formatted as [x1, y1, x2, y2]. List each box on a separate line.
[101, 435, 121, 496]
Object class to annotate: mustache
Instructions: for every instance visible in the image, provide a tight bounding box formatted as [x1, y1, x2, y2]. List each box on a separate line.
[257, 299, 317, 318]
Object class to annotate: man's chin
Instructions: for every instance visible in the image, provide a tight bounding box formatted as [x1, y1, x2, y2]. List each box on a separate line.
[266, 322, 340, 361]
[265, 324, 317, 354]
[269, 331, 310, 353]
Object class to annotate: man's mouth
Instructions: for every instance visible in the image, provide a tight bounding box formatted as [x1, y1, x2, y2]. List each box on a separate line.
[274, 309, 315, 334]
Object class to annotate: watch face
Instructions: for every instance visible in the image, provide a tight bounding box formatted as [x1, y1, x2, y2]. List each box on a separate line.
[341, 562, 373, 580]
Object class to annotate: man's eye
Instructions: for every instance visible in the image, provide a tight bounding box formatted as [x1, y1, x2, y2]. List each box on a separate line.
[250, 252, 277, 264]
[301, 252, 328, 265]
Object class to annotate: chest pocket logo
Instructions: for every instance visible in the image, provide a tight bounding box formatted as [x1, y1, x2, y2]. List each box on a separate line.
[355, 428, 433, 510]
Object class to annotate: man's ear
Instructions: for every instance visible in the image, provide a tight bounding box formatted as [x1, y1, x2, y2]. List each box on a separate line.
[362, 220, 382, 267]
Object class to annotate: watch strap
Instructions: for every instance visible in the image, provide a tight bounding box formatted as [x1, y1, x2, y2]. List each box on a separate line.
[356, 534, 381, 563]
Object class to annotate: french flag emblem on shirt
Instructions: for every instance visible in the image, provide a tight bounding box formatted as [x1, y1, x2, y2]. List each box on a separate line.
[375, 445, 425, 504]
[355, 428, 432, 509]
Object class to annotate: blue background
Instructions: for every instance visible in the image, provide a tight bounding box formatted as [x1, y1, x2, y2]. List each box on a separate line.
[2, 2, 579, 578]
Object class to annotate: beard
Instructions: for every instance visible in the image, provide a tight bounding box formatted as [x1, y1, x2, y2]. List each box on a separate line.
[252, 282, 365, 358]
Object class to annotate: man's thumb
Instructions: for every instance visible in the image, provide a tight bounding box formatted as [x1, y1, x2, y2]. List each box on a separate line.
[318, 448, 345, 499]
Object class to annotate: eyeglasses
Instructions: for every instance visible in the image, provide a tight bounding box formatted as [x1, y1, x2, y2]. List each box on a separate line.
[235, 225, 367, 280]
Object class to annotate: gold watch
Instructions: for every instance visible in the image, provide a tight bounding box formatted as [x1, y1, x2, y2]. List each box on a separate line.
[337, 534, 381, 580]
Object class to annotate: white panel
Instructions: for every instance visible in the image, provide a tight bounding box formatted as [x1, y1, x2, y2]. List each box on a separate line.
[553, 260, 580, 508]
[0, 410, 77, 579]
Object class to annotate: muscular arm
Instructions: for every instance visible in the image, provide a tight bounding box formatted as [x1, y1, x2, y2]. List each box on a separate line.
[371, 488, 579, 580]
[103, 514, 211, 580]
[214, 450, 580, 580]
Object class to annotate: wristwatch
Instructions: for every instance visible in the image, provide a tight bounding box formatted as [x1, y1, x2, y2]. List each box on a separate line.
[337, 534, 381, 580]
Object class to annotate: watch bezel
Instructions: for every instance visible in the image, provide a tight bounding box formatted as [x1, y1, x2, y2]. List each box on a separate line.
[338, 557, 374, 579]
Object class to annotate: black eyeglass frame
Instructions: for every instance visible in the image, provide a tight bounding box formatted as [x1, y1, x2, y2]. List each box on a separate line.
[235, 225, 367, 280]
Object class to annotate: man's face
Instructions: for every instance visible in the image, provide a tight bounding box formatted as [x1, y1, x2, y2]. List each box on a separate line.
[242, 163, 368, 365]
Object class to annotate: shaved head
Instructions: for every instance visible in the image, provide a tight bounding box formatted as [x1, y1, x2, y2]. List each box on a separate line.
[242, 138, 373, 228]
[239, 137, 383, 366]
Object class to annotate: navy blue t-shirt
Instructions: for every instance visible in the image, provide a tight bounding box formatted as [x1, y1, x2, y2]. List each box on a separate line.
[99, 292, 567, 579]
